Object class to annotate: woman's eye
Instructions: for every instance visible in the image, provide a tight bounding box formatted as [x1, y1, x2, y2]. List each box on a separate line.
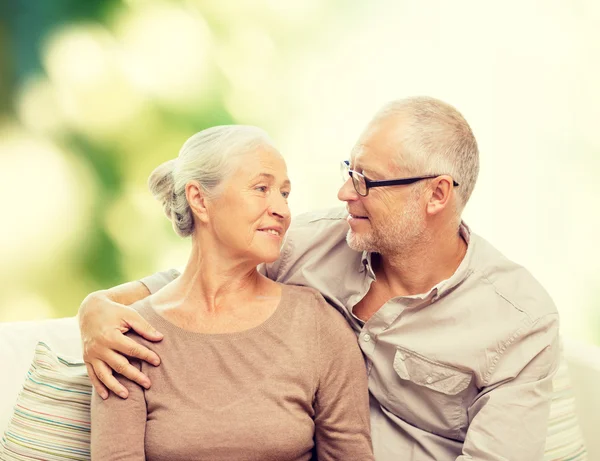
[281, 191, 290, 199]
[255, 186, 268, 192]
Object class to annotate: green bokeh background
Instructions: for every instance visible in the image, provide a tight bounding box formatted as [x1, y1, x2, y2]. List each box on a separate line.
[1, 0, 598, 345]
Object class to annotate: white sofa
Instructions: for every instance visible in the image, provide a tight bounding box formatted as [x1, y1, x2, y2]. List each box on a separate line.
[1, 317, 599, 458]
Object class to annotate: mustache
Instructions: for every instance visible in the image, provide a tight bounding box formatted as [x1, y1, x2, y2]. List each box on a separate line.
[346, 208, 368, 217]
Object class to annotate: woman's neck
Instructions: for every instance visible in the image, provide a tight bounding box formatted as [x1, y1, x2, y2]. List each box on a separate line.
[152, 237, 272, 314]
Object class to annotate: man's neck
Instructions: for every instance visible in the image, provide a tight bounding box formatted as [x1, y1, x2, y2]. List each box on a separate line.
[376, 225, 468, 298]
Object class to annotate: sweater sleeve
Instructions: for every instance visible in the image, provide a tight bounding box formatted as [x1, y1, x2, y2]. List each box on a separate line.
[139, 269, 181, 295]
[91, 357, 147, 460]
[312, 293, 374, 460]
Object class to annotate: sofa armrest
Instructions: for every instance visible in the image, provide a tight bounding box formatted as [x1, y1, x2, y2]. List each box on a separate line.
[563, 338, 600, 460]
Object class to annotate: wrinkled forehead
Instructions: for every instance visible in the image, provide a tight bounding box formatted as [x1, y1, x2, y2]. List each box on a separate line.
[231, 145, 290, 181]
[350, 114, 410, 175]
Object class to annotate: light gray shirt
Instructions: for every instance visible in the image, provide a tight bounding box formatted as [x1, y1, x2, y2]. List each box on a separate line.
[142, 206, 560, 461]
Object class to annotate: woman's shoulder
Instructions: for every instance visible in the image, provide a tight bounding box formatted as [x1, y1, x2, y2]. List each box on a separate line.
[281, 284, 328, 310]
[281, 284, 353, 332]
[122, 299, 161, 346]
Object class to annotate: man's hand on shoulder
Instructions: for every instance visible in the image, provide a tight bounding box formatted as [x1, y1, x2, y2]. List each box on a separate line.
[78, 281, 163, 399]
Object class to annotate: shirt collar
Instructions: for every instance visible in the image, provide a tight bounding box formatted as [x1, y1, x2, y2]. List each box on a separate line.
[433, 221, 474, 298]
[359, 221, 474, 300]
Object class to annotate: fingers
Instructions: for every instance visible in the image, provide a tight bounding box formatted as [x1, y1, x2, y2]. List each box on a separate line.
[112, 332, 161, 367]
[104, 349, 152, 390]
[78, 294, 160, 398]
[124, 311, 164, 342]
[91, 360, 129, 399]
[86, 362, 108, 400]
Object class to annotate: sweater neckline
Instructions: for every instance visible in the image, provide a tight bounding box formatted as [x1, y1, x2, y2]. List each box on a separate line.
[138, 284, 289, 341]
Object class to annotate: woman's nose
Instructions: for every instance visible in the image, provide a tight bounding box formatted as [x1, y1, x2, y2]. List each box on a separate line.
[269, 193, 290, 220]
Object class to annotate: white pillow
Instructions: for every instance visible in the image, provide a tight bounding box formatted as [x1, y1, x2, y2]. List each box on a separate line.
[0, 317, 82, 434]
[543, 350, 587, 460]
[0, 342, 91, 460]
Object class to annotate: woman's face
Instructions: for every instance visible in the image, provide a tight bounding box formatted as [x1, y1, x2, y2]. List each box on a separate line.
[205, 146, 292, 264]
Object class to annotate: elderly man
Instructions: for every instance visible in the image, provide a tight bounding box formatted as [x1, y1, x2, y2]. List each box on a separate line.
[79, 96, 559, 460]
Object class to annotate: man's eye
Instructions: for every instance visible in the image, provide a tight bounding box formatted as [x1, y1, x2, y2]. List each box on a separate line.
[281, 191, 290, 199]
[255, 186, 268, 192]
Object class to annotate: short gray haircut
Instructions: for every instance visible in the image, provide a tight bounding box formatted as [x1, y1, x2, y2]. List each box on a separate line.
[148, 125, 274, 237]
[375, 96, 479, 212]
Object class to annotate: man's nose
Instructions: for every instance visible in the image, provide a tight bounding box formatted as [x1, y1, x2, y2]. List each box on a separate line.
[337, 178, 359, 202]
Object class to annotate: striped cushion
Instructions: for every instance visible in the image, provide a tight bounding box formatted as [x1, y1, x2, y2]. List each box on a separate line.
[543, 352, 587, 460]
[0, 342, 91, 460]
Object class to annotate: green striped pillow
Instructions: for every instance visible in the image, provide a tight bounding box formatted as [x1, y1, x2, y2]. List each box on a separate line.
[543, 353, 587, 460]
[0, 342, 91, 460]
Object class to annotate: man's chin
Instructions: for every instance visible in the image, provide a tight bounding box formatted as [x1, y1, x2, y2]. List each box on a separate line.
[346, 230, 373, 253]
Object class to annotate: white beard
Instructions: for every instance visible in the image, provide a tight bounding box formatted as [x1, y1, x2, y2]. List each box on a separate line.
[346, 199, 425, 256]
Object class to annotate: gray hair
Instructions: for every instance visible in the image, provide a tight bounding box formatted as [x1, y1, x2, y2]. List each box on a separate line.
[375, 96, 479, 212]
[148, 125, 274, 237]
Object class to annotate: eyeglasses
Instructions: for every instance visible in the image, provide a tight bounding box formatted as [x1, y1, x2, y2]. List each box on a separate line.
[340, 160, 459, 197]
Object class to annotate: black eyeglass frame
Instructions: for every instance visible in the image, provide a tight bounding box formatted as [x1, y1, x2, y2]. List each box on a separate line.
[341, 160, 459, 197]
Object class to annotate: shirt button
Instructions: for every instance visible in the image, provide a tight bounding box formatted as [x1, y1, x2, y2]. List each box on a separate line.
[363, 334, 371, 342]
[426, 376, 433, 384]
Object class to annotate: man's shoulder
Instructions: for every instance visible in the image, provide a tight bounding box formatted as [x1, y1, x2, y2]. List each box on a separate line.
[285, 207, 350, 249]
[290, 206, 349, 229]
[470, 232, 558, 321]
[267, 207, 355, 280]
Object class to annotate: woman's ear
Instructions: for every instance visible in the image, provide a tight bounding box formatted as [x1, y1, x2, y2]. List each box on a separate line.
[186, 181, 210, 224]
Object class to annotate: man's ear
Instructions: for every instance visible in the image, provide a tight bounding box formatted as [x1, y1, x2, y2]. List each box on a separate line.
[186, 181, 210, 224]
[426, 175, 454, 216]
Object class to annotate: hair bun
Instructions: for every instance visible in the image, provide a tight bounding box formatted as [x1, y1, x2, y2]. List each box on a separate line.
[148, 159, 177, 219]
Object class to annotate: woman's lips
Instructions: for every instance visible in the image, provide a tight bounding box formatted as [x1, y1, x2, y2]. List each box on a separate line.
[257, 228, 283, 239]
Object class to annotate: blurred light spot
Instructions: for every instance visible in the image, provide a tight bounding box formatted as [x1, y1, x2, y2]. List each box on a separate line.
[115, 2, 214, 107]
[104, 186, 166, 254]
[42, 24, 144, 140]
[262, 0, 323, 22]
[155, 244, 190, 276]
[0, 293, 55, 323]
[0, 126, 94, 273]
[16, 76, 65, 135]
[218, 26, 276, 90]
[104, 185, 189, 280]
[219, 27, 279, 123]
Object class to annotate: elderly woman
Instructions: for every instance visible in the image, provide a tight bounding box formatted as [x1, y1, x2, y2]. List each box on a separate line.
[90, 125, 373, 461]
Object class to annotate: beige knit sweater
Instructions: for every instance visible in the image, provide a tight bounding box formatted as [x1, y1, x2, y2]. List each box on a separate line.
[91, 284, 374, 460]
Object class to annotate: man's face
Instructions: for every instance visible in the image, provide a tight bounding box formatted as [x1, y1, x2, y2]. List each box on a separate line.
[337, 114, 428, 255]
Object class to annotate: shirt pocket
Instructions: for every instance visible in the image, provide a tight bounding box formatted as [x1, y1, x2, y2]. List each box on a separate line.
[389, 346, 473, 438]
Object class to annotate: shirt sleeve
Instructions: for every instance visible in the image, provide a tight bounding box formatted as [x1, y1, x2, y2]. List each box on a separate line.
[262, 233, 292, 281]
[312, 293, 375, 461]
[457, 313, 560, 461]
[139, 269, 181, 294]
[91, 358, 147, 460]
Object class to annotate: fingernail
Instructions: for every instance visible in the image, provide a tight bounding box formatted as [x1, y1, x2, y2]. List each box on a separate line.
[154, 330, 163, 339]
[142, 381, 151, 389]
[100, 391, 108, 400]
[119, 391, 128, 398]
[151, 358, 160, 366]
